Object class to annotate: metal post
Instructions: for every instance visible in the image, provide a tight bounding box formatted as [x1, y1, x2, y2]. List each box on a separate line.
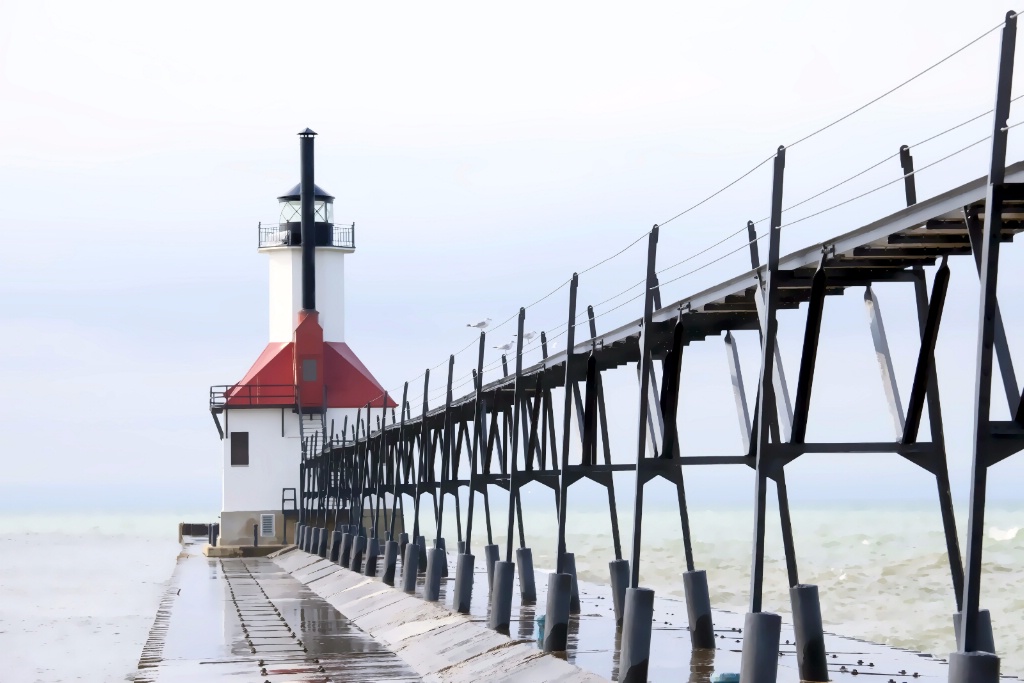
[298, 128, 316, 311]
[618, 228, 659, 681]
[741, 146, 786, 683]
[629, 229, 658, 587]
[545, 273, 578, 651]
[954, 13, 1016, 679]
[900, 144, 918, 206]
[455, 335, 486, 613]
[505, 309, 532, 606]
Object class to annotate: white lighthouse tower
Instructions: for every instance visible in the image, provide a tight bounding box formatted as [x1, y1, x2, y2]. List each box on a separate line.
[210, 129, 395, 548]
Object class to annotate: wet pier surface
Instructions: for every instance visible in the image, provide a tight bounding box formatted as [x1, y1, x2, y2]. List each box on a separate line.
[135, 540, 420, 682]
[139, 540, 1018, 682]
[335, 549, 963, 682]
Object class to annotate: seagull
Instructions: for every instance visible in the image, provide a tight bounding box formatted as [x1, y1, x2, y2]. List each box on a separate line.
[513, 331, 538, 342]
[466, 317, 492, 329]
[494, 340, 515, 352]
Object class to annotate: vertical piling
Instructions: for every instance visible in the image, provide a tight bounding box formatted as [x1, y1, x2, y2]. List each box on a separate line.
[317, 527, 327, 558]
[791, 584, 829, 681]
[682, 570, 715, 649]
[437, 537, 449, 577]
[517, 547, 537, 602]
[954, 609, 996, 653]
[609, 559, 630, 625]
[618, 587, 655, 683]
[543, 572, 572, 652]
[329, 530, 342, 562]
[424, 546, 445, 601]
[563, 552, 581, 614]
[364, 537, 379, 576]
[453, 552, 475, 613]
[416, 535, 428, 574]
[382, 539, 400, 585]
[739, 611, 782, 683]
[484, 544, 500, 591]
[401, 541, 419, 593]
[349, 534, 366, 573]
[340, 532, 353, 567]
[489, 560, 515, 631]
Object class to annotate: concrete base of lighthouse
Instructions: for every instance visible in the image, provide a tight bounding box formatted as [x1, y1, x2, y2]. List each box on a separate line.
[217, 509, 405, 549]
[219, 510, 297, 547]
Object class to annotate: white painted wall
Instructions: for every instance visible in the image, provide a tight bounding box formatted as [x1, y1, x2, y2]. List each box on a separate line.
[221, 407, 370, 515]
[265, 247, 347, 343]
[222, 408, 301, 512]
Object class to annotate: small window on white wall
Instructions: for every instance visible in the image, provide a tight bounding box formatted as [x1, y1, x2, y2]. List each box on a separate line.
[260, 514, 275, 537]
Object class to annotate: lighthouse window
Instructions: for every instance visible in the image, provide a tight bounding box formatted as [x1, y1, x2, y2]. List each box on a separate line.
[279, 201, 300, 223]
[302, 359, 318, 382]
[279, 200, 333, 224]
[314, 201, 333, 223]
[230, 432, 249, 466]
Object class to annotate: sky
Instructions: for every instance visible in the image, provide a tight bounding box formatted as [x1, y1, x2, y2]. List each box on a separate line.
[1, 0, 1024, 515]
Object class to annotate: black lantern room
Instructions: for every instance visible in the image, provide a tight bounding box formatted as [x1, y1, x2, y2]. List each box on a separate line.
[276, 183, 335, 246]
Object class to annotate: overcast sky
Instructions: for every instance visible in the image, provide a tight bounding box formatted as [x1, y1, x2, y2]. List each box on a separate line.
[1, 0, 1023, 514]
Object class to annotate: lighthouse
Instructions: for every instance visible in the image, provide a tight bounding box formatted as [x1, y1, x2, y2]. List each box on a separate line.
[210, 129, 395, 548]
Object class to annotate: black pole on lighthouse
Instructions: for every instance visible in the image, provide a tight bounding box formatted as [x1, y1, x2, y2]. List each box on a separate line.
[299, 128, 317, 311]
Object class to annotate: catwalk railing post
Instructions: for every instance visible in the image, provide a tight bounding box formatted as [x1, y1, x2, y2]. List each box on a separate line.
[741, 146, 785, 683]
[900, 144, 917, 206]
[952, 11, 1016, 681]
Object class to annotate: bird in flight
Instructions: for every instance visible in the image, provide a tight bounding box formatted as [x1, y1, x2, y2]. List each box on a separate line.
[467, 318, 492, 329]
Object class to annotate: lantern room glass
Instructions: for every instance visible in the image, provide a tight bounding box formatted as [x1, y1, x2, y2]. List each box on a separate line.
[279, 200, 333, 224]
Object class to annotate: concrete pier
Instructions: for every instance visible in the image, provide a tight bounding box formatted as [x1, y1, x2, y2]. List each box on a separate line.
[158, 536, 975, 682]
[137, 539, 421, 681]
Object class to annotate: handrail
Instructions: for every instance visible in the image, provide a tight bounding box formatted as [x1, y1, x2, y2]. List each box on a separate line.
[209, 383, 297, 410]
[257, 221, 355, 249]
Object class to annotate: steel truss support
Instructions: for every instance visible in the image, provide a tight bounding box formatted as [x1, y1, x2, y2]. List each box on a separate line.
[955, 13, 1019, 679]
[289, 35, 1024, 672]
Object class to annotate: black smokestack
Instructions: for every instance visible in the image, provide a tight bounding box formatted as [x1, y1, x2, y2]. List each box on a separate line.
[299, 128, 317, 311]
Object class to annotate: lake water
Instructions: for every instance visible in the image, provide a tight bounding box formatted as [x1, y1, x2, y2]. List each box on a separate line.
[0, 504, 1020, 681]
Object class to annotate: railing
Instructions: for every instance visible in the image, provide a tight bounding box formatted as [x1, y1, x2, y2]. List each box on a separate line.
[209, 383, 297, 410]
[332, 223, 355, 249]
[258, 222, 356, 249]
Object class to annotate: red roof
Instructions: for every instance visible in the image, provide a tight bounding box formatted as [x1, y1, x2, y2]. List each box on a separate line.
[225, 341, 396, 408]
